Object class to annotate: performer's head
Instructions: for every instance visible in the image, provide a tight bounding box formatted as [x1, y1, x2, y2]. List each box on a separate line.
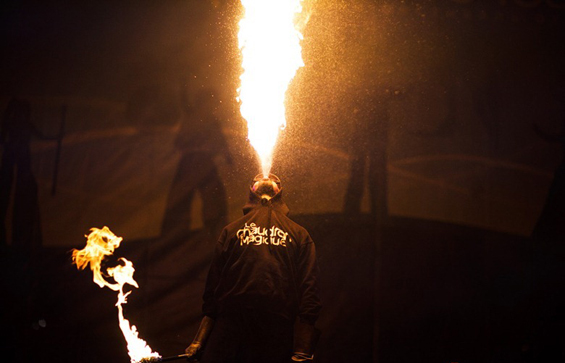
[251, 173, 281, 200]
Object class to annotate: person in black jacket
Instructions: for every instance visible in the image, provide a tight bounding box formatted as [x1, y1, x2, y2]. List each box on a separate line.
[185, 174, 321, 363]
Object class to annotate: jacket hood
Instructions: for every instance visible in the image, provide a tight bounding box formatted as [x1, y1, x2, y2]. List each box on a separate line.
[242, 188, 289, 216]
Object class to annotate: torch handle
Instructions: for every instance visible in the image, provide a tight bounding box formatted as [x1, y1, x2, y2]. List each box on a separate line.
[160, 354, 191, 362]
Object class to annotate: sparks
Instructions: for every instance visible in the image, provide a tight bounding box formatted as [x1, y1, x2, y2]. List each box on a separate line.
[238, 0, 305, 177]
[72, 227, 160, 363]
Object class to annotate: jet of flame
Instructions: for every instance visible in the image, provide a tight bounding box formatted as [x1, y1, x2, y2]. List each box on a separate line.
[72, 227, 160, 363]
[238, 0, 305, 177]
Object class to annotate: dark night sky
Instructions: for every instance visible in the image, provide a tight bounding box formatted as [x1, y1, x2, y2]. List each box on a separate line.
[1, 1, 223, 99]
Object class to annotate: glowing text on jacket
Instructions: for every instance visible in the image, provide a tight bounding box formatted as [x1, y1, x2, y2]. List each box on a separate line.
[237, 222, 289, 247]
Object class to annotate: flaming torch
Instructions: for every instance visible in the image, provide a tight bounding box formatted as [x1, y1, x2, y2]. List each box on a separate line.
[238, 0, 306, 177]
[72, 227, 160, 363]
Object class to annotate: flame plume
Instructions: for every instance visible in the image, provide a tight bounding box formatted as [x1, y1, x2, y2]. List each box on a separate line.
[72, 227, 160, 363]
[238, 0, 305, 177]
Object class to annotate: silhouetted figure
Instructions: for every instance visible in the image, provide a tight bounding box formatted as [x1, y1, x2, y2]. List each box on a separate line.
[474, 71, 502, 154]
[162, 87, 232, 237]
[532, 122, 565, 242]
[0, 97, 43, 251]
[527, 118, 565, 362]
[344, 89, 389, 216]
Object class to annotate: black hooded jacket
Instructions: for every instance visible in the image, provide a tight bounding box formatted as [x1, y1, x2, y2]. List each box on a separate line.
[202, 189, 321, 325]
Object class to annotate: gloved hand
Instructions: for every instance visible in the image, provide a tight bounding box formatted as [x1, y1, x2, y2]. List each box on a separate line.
[184, 342, 202, 359]
[291, 352, 314, 361]
[293, 320, 320, 362]
[184, 316, 215, 360]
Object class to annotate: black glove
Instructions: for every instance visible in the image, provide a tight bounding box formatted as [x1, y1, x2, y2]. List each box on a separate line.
[184, 316, 215, 360]
[184, 342, 202, 360]
[293, 320, 321, 361]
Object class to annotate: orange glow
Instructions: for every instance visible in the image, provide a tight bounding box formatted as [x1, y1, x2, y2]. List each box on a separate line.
[72, 227, 160, 363]
[238, 0, 305, 177]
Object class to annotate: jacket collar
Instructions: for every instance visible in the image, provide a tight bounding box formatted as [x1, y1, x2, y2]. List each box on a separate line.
[242, 188, 290, 216]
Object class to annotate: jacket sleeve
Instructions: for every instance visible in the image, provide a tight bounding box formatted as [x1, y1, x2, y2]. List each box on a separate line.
[296, 233, 322, 325]
[202, 230, 227, 319]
